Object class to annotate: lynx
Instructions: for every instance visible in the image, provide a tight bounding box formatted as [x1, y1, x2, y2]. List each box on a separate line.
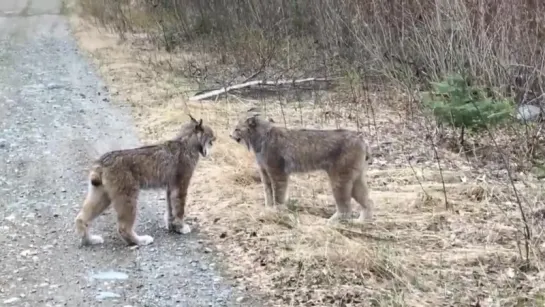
[230, 110, 373, 223]
[75, 116, 216, 246]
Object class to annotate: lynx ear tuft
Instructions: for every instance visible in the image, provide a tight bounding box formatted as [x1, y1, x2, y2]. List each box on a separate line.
[193, 118, 204, 131]
[189, 114, 198, 124]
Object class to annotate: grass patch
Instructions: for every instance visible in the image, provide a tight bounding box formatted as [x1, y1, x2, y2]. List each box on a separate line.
[69, 16, 545, 306]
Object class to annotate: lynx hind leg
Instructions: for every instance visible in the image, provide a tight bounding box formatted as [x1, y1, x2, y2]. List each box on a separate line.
[75, 184, 111, 246]
[327, 174, 354, 224]
[112, 193, 154, 246]
[352, 173, 374, 223]
[168, 179, 192, 235]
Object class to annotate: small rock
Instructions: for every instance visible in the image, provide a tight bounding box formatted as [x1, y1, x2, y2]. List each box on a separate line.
[505, 267, 515, 278]
[90, 270, 129, 280]
[516, 104, 542, 122]
[96, 291, 120, 300]
[204, 247, 212, 253]
[47, 83, 62, 90]
[236, 296, 244, 303]
[3, 297, 20, 304]
[20, 249, 37, 257]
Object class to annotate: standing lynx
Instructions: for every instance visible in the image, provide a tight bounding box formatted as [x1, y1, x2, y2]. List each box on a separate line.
[230, 110, 373, 224]
[75, 116, 216, 246]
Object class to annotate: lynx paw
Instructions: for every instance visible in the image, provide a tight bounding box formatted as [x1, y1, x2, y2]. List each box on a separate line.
[135, 235, 154, 246]
[82, 234, 104, 246]
[168, 221, 191, 234]
[356, 210, 374, 224]
[180, 223, 191, 234]
[326, 212, 351, 225]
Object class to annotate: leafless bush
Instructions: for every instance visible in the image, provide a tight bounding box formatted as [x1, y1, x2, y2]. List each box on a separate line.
[79, 0, 544, 92]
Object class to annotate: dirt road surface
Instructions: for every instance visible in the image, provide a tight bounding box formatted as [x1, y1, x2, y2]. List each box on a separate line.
[0, 1, 255, 306]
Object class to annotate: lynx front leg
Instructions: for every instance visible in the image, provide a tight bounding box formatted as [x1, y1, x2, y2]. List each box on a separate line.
[327, 174, 354, 225]
[164, 185, 174, 229]
[168, 177, 192, 235]
[270, 170, 289, 207]
[258, 166, 274, 206]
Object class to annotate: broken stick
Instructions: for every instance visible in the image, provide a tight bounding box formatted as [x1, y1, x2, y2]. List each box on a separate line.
[188, 77, 333, 101]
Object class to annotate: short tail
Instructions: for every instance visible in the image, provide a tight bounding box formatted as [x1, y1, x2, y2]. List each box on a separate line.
[364, 146, 373, 165]
[89, 165, 103, 187]
[356, 132, 373, 165]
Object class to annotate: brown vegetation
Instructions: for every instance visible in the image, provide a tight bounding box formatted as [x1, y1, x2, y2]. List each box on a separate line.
[68, 0, 545, 306]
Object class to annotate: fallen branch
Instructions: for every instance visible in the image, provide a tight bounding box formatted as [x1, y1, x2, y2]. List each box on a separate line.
[188, 77, 335, 101]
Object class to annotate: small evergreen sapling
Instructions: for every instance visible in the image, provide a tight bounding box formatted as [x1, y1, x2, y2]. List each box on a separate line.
[422, 74, 513, 145]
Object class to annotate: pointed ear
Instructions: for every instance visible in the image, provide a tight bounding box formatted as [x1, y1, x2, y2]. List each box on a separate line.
[195, 118, 204, 131]
[189, 114, 198, 124]
[268, 117, 275, 123]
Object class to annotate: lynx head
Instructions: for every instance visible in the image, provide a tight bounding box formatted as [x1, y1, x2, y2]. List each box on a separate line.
[184, 115, 216, 157]
[229, 109, 273, 151]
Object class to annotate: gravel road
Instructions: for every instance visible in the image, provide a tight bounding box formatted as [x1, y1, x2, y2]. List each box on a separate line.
[0, 1, 255, 306]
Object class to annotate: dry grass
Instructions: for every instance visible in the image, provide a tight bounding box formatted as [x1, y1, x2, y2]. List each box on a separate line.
[69, 17, 545, 307]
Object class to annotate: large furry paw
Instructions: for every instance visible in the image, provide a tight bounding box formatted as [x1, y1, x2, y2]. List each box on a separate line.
[135, 235, 154, 246]
[168, 220, 191, 234]
[326, 212, 352, 225]
[81, 234, 104, 246]
[180, 223, 191, 234]
[356, 210, 374, 224]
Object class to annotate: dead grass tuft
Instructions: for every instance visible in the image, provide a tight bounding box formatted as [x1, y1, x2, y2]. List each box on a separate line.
[70, 16, 545, 307]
